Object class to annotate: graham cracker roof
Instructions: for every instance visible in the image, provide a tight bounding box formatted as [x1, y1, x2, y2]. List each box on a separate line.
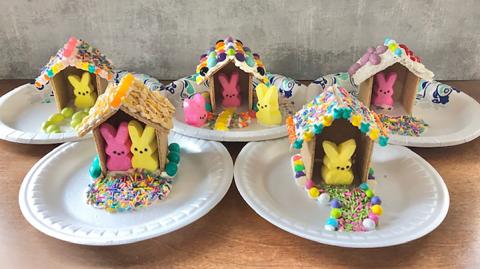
[34, 37, 114, 90]
[287, 85, 389, 149]
[348, 38, 434, 85]
[77, 73, 175, 136]
[194, 36, 267, 84]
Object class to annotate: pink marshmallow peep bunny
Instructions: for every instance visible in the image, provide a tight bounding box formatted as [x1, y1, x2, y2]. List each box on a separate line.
[373, 71, 396, 109]
[218, 71, 241, 108]
[183, 93, 208, 127]
[99, 121, 132, 171]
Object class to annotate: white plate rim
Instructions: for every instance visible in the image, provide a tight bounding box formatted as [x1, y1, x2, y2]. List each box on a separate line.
[234, 138, 450, 248]
[18, 133, 234, 245]
[0, 84, 91, 144]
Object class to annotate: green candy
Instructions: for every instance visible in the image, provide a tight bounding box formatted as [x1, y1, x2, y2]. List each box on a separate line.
[89, 163, 101, 178]
[83, 107, 91, 113]
[369, 167, 374, 176]
[46, 124, 61, 133]
[167, 152, 180, 164]
[330, 208, 342, 219]
[70, 118, 82, 128]
[294, 164, 305, 172]
[365, 189, 374, 198]
[165, 162, 178, 176]
[48, 113, 65, 124]
[61, 107, 74, 118]
[227, 48, 235, 56]
[72, 111, 88, 122]
[41, 121, 53, 132]
[168, 143, 180, 153]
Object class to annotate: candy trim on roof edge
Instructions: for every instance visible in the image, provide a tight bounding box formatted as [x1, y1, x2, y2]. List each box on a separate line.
[349, 38, 434, 85]
[287, 85, 389, 149]
[194, 37, 267, 84]
[34, 37, 114, 90]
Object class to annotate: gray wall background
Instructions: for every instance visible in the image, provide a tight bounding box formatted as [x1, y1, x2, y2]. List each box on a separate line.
[0, 0, 479, 80]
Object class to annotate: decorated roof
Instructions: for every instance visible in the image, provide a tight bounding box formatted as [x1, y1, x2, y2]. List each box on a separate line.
[348, 38, 434, 85]
[34, 37, 114, 90]
[286, 85, 389, 149]
[77, 73, 175, 136]
[194, 36, 267, 84]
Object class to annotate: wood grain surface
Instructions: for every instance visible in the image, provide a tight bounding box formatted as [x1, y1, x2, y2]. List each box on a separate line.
[0, 79, 478, 268]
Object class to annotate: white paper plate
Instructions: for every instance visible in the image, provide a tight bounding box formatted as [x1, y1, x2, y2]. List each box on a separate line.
[19, 133, 233, 245]
[309, 73, 480, 147]
[234, 138, 449, 248]
[162, 74, 308, 141]
[0, 83, 91, 144]
[388, 91, 480, 147]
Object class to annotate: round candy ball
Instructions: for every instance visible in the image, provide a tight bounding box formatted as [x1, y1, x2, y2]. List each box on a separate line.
[89, 163, 101, 179]
[168, 143, 180, 153]
[371, 196, 382, 205]
[48, 113, 65, 124]
[165, 162, 178, 177]
[330, 199, 342, 208]
[41, 121, 53, 132]
[365, 189, 374, 198]
[305, 179, 315, 189]
[326, 217, 338, 228]
[317, 193, 330, 205]
[46, 124, 61, 133]
[72, 111, 88, 122]
[371, 204, 383, 216]
[330, 208, 342, 219]
[61, 107, 75, 118]
[167, 151, 180, 164]
[359, 183, 369, 191]
[308, 187, 320, 199]
[368, 213, 379, 225]
[362, 218, 376, 231]
[324, 224, 336, 231]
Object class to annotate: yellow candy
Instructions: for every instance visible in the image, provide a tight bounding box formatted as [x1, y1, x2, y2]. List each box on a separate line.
[308, 187, 320, 199]
[369, 128, 380, 140]
[303, 130, 314, 142]
[388, 43, 397, 52]
[68, 72, 97, 109]
[256, 84, 282, 126]
[128, 120, 159, 171]
[196, 75, 203, 84]
[322, 115, 333, 127]
[111, 73, 134, 108]
[351, 114, 362, 127]
[371, 204, 383, 215]
[293, 160, 303, 166]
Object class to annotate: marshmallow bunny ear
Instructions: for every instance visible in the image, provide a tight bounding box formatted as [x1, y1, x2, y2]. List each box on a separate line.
[256, 83, 268, 101]
[265, 85, 279, 107]
[141, 125, 156, 143]
[81, 72, 91, 85]
[386, 72, 398, 86]
[115, 122, 130, 143]
[192, 93, 205, 107]
[128, 120, 143, 142]
[338, 139, 356, 160]
[230, 71, 239, 85]
[375, 72, 386, 85]
[99, 123, 116, 142]
[322, 140, 340, 159]
[67, 75, 81, 88]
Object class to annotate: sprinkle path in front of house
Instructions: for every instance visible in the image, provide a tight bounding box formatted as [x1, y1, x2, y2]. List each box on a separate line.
[379, 114, 428, 136]
[291, 154, 383, 232]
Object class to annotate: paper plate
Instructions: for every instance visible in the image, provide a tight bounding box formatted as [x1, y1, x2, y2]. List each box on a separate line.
[19, 133, 233, 245]
[309, 73, 480, 147]
[162, 74, 308, 141]
[234, 138, 449, 248]
[0, 83, 91, 144]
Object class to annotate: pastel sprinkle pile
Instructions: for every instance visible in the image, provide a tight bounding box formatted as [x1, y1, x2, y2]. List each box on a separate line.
[379, 114, 428, 136]
[86, 171, 173, 213]
[206, 110, 256, 130]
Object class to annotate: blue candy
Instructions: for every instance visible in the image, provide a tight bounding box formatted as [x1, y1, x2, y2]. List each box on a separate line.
[330, 199, 342, 208]
[371, 196, 382, 205]
[359, 183, 369, 191]
[326, 217, 339, 228]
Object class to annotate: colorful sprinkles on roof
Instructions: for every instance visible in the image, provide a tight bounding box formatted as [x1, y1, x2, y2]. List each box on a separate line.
[34, 37, 114, 90]
[195, 36, 267, 84]
[287, 85, 389, 148]
[348, 38, 434, 85]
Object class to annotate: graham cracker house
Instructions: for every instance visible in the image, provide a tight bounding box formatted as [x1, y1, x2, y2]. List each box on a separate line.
[34, 37, 114, 112]
[77, 73, 175, 175]
[287, 85, 389, 186]
[194, 36, 268, 111]
[348, 38, 434, 115]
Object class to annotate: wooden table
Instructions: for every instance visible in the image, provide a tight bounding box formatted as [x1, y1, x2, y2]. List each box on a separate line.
[0, 79, 479, 268]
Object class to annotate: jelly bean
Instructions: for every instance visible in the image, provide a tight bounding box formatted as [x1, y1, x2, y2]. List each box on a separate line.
[93, 155, 100, 167]
[326, 217, 338, 228]
[362, 218, 376, 231]
[70, 118, 82, 128]
[168, 143, 180, 153]
[369, 167, 375, 176]
[89, 163, 101, 178]
[46, 124, 60, 133]
[217, 53, 227, 62]
[330, 199, 342, 208]
[308, 187, 320, 199]
[167, 151, 180, 164]
[61, 107, 74, 118]
[365, 189, 374, 198]
[41, 121, 53, 132]
[317, 193, 330, 205]
[376, 45, 388, 54]
[368, 213, 379, 224]
[165, 162, 178, 176]
[235, 53, 245, 62]
[292, 155, 302, 161]
[207, 54, 217, 68]
[371, 204, 383, 215]
[330, 208, 342, 219]
[359, 183, 369, 191]
[72, 111, 88, 122]
[227, 48, 235, 56]
[48, 113, 65, 124]
[369, 53, 381, 65]
[371, 196, 382, 205]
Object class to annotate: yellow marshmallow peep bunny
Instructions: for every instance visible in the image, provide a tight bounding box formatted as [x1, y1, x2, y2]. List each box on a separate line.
[128, 120, 159, 171]
[321, 139, 356, 185]
[67, 72, 97, 109]
[255, 83, 282, 126]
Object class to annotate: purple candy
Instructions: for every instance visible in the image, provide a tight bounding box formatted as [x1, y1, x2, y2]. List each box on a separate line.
[244, 46, 251, 52]
[367, 47, 375, 53]
[371, 196, 382, 205]
[225, 36, 233, 42]
[359, 52, 370, 65]
[253, 53, 260, 59]
[369, 53, 381, 65]
[217, 53, 227, 62]
[200, 53, 207, 60]
[376, 45, 388, 54]
[295, 171, 306, 178]
[330, 199, 342, 208]
[235, 52, 245, 62]
[348, 62, 361, 75]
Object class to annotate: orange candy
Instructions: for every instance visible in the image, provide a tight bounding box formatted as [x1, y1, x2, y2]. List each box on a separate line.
[110, 73, 134, 108]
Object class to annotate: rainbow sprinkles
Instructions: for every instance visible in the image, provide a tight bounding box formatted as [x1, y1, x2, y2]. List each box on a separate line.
[34, 37, 114, 90]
